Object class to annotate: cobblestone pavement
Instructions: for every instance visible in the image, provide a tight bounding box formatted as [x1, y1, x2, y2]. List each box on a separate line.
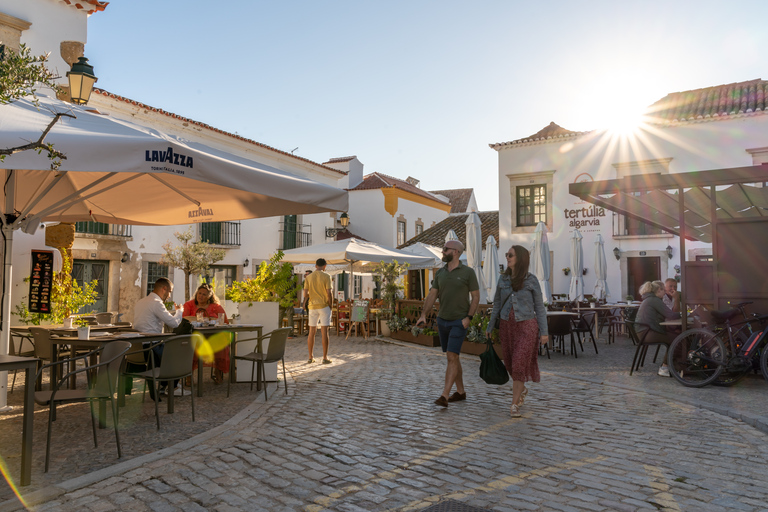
[2, 333, 768, 511]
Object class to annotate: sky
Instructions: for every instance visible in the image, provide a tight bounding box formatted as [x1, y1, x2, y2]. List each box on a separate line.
[86, 0, 768, 212]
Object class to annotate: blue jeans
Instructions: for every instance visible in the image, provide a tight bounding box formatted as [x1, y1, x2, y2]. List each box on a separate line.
[437, 317, 467, 354]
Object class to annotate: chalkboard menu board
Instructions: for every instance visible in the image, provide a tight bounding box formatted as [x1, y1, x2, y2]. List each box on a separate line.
[29, 250, 54, 314]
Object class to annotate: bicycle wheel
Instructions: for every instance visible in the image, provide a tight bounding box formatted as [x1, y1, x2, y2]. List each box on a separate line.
[761, 346, 768, 382]
[668, 328, 726, 387]
[712, 330, 751, 387]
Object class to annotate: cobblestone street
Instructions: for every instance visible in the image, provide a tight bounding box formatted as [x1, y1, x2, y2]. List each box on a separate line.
[2, 333, 768, 511]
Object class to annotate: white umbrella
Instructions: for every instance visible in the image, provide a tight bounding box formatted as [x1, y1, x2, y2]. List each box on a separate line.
[281, 238, 434, 298]
[530, 222, 553, 304]
[400, 242, 466, 269]
[593, 234, 610, 300]
[0, 95, 348, 230]
[568, 228, 584, 302]
[0, 94, 348, 409]
[482, 235, 499, 303]
[445, 229, 459, 242]
[465, 212, 487, 304]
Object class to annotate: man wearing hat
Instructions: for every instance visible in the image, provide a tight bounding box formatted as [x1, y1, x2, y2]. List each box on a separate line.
[416, 239, 480, 407]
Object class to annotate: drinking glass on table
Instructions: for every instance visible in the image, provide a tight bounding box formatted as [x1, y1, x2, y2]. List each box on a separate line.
[196, 310, 207, 323]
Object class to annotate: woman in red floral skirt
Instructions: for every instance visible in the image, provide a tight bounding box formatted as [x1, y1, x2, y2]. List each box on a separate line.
[486, 245, 549, 417]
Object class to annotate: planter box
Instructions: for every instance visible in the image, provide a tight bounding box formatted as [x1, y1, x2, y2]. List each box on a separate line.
[390, 331, 440, 347]
[461, 340, 503, 358]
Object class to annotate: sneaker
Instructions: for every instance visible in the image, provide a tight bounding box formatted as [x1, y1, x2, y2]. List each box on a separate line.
[658, 366, 670, 377]
[510, 404, 522, 418]
[434, 396, 448, 407]
[173, 386, 192, 396]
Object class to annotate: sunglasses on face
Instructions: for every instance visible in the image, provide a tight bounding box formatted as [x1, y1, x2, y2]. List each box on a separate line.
[505, 253, 515, 258]
[442, 248, 454, 253]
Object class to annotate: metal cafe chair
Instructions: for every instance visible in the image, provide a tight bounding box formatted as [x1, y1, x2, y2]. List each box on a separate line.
[228, 328, 292, 399]
[34, 341, 131, 472]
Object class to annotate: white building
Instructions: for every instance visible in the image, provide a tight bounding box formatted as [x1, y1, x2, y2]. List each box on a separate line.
[2, 1, 452, 319]
[491, 79, 768, 300]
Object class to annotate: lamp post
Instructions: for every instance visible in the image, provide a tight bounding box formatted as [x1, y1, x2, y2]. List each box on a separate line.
[325, 212, 349, 238]
[67, 56, 98, 105]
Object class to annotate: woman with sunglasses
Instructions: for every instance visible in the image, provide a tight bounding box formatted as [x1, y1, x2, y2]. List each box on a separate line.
[486, 245, 549, 417]
[183, 283, 229, 384]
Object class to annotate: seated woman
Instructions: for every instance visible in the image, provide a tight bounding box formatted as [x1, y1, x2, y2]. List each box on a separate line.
[635, 280, 681, 377]
[183, 283, 229, 384]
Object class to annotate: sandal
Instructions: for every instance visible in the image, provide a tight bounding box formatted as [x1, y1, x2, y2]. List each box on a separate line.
[211, 371, 223, 385]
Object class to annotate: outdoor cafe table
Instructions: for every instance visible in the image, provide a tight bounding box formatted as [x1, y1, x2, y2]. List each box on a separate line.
[0, 354, 38, 486]
[194, 324, 263, 396]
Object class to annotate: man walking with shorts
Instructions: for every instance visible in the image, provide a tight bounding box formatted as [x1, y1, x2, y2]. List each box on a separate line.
[304, 258, 333, 364]
[416, 240, 479, 407]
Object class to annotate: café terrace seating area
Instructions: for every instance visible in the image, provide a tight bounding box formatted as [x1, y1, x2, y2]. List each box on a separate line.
[2, 296, 651, 495]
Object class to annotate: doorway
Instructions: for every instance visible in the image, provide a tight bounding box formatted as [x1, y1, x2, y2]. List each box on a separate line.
[72, 260, 109, 313]
[627, 256, 660, 300]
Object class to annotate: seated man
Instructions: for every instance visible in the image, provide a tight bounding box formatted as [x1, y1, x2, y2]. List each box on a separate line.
[133, 277, 187, 398]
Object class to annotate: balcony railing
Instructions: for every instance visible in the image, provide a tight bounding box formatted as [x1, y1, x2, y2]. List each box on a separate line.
[200, 221, 240, 246]
[279, 221, 312, 250]
[75, 221, 132, 237]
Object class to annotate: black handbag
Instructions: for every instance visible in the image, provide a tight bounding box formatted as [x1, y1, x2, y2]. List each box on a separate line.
[479, 338, 509, 385]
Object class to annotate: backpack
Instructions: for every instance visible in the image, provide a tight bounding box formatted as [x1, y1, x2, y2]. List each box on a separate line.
[172, 318, 194, 335]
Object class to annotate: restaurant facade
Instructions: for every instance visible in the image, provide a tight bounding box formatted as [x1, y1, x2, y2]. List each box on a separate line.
[491, 80, 768, 301]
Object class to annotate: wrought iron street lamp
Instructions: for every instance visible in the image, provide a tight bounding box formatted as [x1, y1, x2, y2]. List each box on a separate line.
[613, 247, 621, 260]
[325, 212, 349, 238]
[67, 56, 98, 105]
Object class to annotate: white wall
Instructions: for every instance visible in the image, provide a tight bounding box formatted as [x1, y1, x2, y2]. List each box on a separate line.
[496, 114, 768, 300]
[1, 0, 89, 85]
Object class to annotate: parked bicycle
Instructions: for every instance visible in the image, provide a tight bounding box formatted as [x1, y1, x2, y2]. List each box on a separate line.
[667, 302, 768, 388]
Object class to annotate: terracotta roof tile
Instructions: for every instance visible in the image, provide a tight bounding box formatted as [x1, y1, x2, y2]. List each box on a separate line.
[323, 156, 356, 164]
[350, 172, 449, 206]
[647, 79, 768, 122]
[334, 229, 368, 242]
[429, 188, 473, 214]
[398, 211, 499, 250]
[60, 0, 108, 14]
[489, 121, 588, 149]
[91, 88, 345, 175]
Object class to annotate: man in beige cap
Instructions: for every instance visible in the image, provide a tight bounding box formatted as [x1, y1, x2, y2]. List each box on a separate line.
[416, 239, 480, 407]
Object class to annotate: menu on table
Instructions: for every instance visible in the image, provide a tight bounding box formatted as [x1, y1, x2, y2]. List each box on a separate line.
[29, 250, 54, 314]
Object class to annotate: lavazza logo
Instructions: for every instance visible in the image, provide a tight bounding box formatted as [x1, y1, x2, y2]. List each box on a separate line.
[188, 206, 214, 219]
[145, 147, 194, 175]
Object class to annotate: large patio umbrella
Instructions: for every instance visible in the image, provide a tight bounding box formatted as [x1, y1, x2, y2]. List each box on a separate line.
[281, 238, 434, 298]
[593, 234, 610, 301]
[482, 235, 499, 303]
[0, 94, 348, 408]
[465, 212, 487, 304]
[445, 229, 459, 242]
[530, 222, 553, 304]
[568, 228, 584, 302]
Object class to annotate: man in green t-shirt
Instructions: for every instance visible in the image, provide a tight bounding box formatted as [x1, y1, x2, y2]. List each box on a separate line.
[416, 240, 479, 407]
[303, 258, 333, 364]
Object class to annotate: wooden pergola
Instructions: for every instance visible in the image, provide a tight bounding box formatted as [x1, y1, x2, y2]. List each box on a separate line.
[569, 164, 768, 315]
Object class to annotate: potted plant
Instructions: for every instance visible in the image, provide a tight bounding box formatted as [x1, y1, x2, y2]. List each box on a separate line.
[461, 313, 502, 357]
[74, 317, 90, 340]
[372, 260, 409, 336]
[562, 267, 571, 276]
[226, 251, 297, 382]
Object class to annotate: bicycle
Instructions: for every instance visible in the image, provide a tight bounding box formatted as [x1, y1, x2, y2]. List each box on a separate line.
[667, 302, 768, 388]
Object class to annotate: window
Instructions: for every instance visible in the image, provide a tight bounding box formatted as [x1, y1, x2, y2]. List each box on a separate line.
[353, 275, 363, 298]
[207, 265, 237, 288]
[516, 185, 546, 226]
[415, 223, 423, 236]
[146, 262, 169, 296]
[397, 220, 406, 246]
[200, 221, 240, 246]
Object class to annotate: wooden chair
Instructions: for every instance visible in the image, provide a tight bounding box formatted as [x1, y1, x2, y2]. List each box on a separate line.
[335, 300, 352, 335]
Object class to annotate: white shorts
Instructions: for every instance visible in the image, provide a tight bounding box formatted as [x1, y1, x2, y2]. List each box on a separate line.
[308, 306, 331, 327]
